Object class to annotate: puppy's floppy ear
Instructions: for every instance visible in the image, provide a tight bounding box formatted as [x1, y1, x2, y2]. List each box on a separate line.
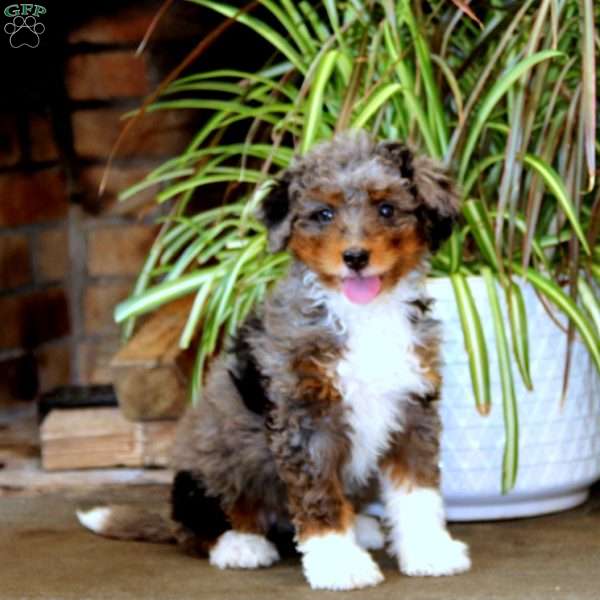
[259, 173, 294, 252]
[376, 142, 460, 251]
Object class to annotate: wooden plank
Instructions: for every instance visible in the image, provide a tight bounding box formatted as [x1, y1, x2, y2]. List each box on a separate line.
[110, 297, 195, 421]
[40, 407, 177, 471]
[0, 404, 171, 497]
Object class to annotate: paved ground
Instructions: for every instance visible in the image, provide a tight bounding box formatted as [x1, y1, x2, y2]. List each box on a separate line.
[2, 483, 600, 600]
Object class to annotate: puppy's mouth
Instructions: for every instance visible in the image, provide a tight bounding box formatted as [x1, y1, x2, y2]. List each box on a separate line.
[341, 275, 382, 305]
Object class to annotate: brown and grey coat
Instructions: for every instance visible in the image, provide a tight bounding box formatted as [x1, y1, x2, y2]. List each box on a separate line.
[78, 132, 471, 590]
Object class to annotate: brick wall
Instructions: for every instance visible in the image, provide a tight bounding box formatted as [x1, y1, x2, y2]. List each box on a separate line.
[0, 2, 207, 404]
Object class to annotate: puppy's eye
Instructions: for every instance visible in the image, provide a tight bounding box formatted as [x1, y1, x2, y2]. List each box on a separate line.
[310, 207, 335, 224]
[378, 203, 395, 219]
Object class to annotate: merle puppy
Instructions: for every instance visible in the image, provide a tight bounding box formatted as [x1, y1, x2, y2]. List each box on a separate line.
[78, 131, 470, 591]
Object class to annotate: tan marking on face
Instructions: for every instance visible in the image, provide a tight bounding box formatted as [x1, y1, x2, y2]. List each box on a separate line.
[368, 189, 392, 202]
[306, 187, 345, 207]
[288, 228, 348, 283]
[370, 226, 427, 291]
[289, 195, 427, 289]
[367, 186, 408, 204]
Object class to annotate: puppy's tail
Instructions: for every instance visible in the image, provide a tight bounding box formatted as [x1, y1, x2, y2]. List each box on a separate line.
[76, 505, 176, 544]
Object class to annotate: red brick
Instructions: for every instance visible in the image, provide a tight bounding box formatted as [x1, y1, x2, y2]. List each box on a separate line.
[71, 108, 195, 159]
[79, 164, 160, 215]
[78, 336, 120, 385]
[0, 169, 68, 227]
[84, 281, 133, 335]
[67, 4, 206, 45]
[0, 114, 20, 167]
[67, 52, 149, 101]
[35, 228, 68, 282]
[0, 234, 32, 289]
[87, 223, 156, 277]
[0, 353, 38, 402]
[68, 6, 157, 44]
[29, 114, 59, 162]
[0, 288, 70, 350]
[36, 340, 71, 393]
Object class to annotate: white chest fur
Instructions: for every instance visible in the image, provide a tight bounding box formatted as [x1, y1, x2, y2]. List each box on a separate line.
[326, 281, 432, 487]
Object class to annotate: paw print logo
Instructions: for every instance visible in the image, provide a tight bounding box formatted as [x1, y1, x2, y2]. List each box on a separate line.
[4, 15, 45, 48]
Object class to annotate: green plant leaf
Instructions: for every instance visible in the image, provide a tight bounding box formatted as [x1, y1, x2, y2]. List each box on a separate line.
[505, 281, 533, 390]
[521, 154, 591, 256]
[450, 273, 491, 415]
[114, 265, 228, 323]
[511, 265, 600, 373]
[482, 267, 519, 494]
[301, 49, 339, 153]
[179, 281, 214, 349]
[351, 83, 402, 130]
[400, 1, 449, 154]
[188, 0, 306, 72]
[577, 278, 600, 336]
[463, 199, 499, 271]
[210, 235, 266, 345]
[260, 0, 316, 56]
[382, 22, 440, 157]
[461, 154, 504, 199]
[157, 168, 266, 203]
[120, 237, 164, 340]
[459, 50, 563, 181]
[580, 0, 596, 189]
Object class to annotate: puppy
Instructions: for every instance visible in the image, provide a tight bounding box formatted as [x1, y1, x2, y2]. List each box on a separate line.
[78, 131, 470, 590]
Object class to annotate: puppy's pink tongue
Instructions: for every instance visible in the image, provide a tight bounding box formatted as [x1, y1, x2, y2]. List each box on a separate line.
[342, 276, 382, 304]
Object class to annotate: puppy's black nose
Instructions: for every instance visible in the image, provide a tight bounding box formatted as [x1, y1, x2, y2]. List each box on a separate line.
[343, 248, 369, 271]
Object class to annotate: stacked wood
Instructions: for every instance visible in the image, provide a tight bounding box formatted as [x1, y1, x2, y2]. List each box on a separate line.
[0, 404, 172, 496]
[110, 297, 195, 421]
[40, 407, 177, 471]
[39, 299, 194, 471]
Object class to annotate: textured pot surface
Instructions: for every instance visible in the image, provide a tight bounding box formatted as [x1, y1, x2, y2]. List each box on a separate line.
[429, 276, 600, 521]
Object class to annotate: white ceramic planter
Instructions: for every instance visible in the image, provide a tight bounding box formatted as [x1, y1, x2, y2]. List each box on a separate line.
[428, 276, 600, 521]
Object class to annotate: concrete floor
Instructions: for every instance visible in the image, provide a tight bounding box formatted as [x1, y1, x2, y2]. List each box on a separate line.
[2, 484, 600, 600]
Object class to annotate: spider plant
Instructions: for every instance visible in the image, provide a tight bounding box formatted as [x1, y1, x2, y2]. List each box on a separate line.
[114, 0, 600, 493]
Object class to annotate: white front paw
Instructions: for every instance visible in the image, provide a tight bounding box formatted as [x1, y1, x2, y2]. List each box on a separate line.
[209, 531, 280, 569]
[355, 514, 386, 550]
[300, 531, 384, 590]
[399, 532, 471, 577]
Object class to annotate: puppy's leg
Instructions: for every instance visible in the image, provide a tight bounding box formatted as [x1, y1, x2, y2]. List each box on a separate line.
[269, 363, 383, 591]
[379, 401, 470, 576]
[171, 470, 230, 556]
[171, 471, 279, 569]
[296, 513, 383, 591]
[354, 513, 385, 550]
[209, 499, 280, 570]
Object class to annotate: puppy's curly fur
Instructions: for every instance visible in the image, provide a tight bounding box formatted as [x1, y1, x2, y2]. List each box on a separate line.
[78, 132, 470, 590]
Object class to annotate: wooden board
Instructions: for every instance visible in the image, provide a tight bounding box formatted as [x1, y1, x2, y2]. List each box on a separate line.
[0, 404, 171, 497]
[111, 297, 195, 421]
[40, 407, 177, 471]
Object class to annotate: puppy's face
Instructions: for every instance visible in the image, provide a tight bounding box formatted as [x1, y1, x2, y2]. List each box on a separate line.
[261, 134, 459, 305]
[288, 181, 426, 301]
